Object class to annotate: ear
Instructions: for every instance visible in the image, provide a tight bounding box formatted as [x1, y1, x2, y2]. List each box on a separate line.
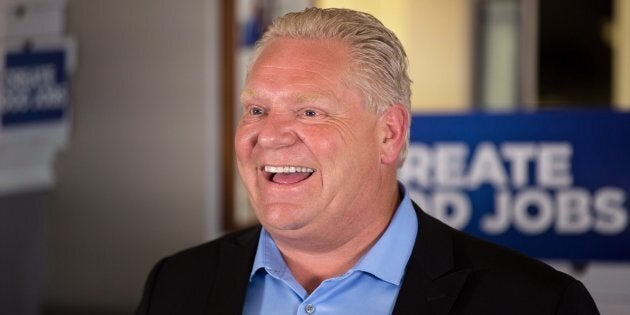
[378, 104, 409, 165]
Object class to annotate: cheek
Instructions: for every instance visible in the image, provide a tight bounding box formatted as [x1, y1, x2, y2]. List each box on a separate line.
[234, 125, 257, 158]
[323, 121, 377, 154]
[329, 122, 381, 166]
[234, 127, 258, 187]
[300, 127, 340, 156]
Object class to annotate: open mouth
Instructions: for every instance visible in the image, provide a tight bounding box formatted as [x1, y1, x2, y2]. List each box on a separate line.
[262, 165, 315, 184]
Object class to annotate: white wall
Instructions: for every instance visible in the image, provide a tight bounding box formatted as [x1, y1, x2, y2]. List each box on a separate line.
[45, 0, 221, 312]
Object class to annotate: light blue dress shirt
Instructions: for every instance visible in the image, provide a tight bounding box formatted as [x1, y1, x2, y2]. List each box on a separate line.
[242, 189, 418, 315]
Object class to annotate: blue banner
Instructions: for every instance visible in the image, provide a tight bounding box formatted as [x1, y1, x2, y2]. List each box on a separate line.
[400, 110, 630, 261]
[2, 50, 68, 127]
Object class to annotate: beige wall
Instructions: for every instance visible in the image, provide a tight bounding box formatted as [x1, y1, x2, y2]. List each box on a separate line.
[46, 0, 220, 311]
[318, 0, 629, 110]
[614, 0, 630, 109]
[317, 0, 472, 111]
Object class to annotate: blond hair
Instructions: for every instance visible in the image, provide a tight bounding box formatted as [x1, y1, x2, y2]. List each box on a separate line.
[249, 7, 412, 165]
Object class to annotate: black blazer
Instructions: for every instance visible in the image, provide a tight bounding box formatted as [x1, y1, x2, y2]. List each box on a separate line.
[136, 203, 599, 314]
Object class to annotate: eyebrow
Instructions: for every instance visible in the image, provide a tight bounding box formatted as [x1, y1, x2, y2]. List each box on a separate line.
[294, 93, 324, 103]
[240, 89, 257, 100]
[240, 89, 328, 104]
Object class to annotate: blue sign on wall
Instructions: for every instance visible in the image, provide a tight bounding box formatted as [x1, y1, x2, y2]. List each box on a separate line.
[2, 50, 68, 127]
[400, 111, 630, 261]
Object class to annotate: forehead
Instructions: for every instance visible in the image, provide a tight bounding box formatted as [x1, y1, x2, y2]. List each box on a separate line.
[243, 38, 355, 101]
[254, 37, 352, 70]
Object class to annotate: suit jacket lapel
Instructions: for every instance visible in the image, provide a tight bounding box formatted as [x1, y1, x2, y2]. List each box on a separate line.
[206, 227, 261, 315]
[393, 204, 470, 315]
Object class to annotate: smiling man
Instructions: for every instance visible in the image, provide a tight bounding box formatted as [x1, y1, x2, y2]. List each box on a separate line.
[136, 8, 599, 315]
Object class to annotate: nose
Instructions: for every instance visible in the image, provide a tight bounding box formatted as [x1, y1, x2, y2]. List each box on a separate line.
[257, 113, 297, 149]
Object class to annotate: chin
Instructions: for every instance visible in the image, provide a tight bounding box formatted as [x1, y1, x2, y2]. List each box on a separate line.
[256, 204, 310, 232]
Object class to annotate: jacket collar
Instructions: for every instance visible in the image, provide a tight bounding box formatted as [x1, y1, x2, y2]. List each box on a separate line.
[392, 202, 471, 314]
[206, 226, 261, 315]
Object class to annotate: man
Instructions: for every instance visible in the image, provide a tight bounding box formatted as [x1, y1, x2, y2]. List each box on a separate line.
[137, 8, 599, 314]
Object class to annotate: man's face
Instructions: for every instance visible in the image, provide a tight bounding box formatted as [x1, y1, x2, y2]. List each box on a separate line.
[235, 38, 388, 238]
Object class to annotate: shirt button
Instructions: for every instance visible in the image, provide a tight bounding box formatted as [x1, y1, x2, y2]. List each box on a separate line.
[305, 303, 316, 314]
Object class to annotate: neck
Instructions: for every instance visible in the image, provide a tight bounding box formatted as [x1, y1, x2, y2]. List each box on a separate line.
[271, 181, 402, 294]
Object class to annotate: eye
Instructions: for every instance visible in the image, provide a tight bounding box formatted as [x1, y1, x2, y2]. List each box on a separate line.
[299, 108, 324, 119]
[303, 109, 317, 117]
[248, 106, 265, 116]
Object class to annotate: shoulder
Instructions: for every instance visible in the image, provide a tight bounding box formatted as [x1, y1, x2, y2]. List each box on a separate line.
[452, 228, 597, 313]
[451, 224, 573, 289]
[416, 205, 571, 283]
[135, 226, 261, 314]
[414, 208, 599, 313]
[442, 215, 572, 288]
[159, 225, 261, 273]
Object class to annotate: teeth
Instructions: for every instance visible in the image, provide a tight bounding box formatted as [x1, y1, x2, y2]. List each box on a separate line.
[264, 165, 314, 173]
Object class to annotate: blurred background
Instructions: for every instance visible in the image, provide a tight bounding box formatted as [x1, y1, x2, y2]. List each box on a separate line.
[0, 0, 628, 314]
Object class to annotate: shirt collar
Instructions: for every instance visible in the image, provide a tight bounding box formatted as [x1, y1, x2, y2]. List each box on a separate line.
[350, 186, 418, 285]
[249, 184, 418, 287]
[250, 228, 289, 280]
